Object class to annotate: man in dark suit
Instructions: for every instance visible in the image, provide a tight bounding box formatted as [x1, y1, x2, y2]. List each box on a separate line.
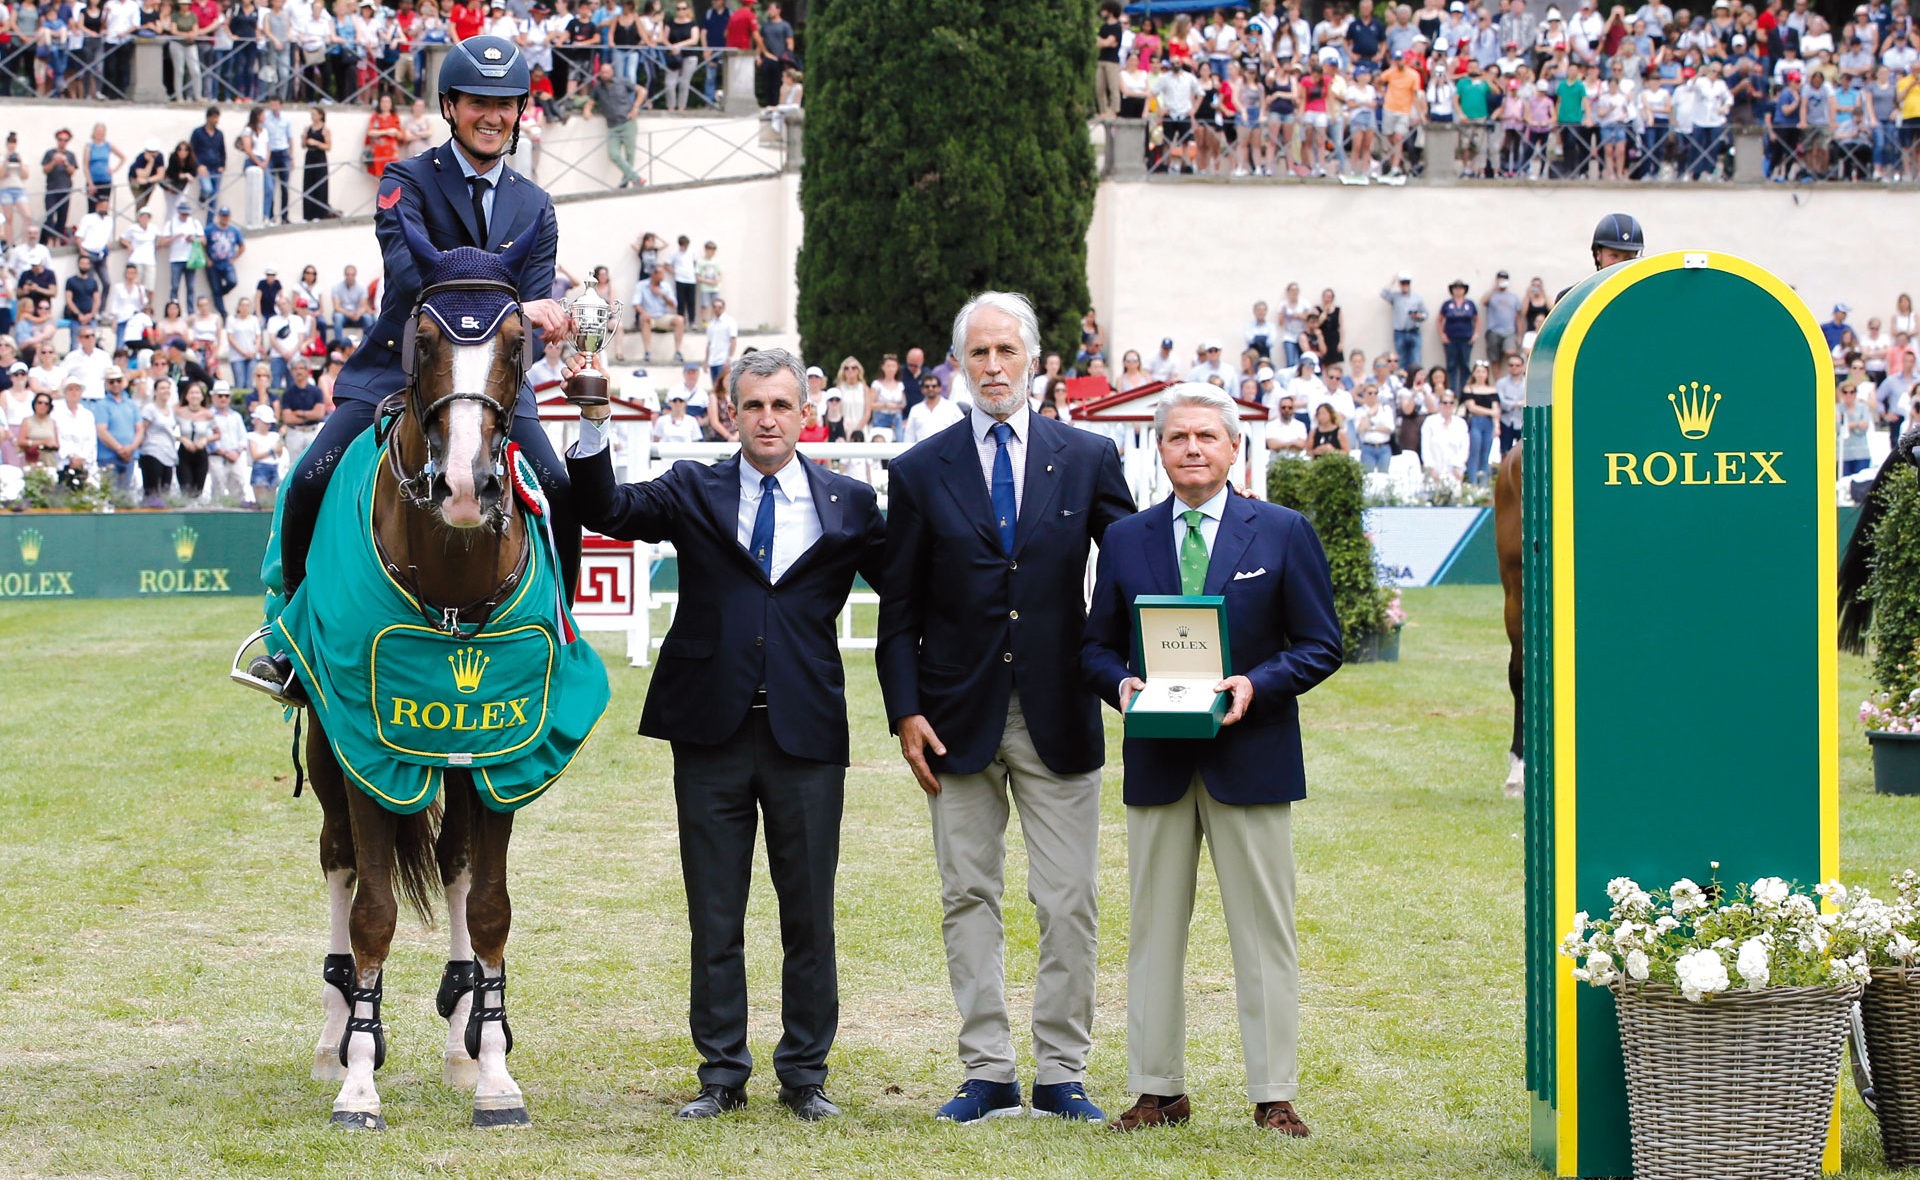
[249, 36, 581, 699]
[1082, 383, 1343, 1137]
[568, 347, 885, 1123]
[876, 290, 1135, 1125]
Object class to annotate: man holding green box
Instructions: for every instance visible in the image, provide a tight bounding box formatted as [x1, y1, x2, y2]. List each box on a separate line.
[1081, 383, 1343, 1137]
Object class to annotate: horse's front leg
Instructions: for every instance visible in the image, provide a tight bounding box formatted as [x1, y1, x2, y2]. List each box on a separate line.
[437, 784, 479, 1089]
[332, 786, 402, 1131]
[465, 795, 528, 1128]
[308, 724, 355, 1084]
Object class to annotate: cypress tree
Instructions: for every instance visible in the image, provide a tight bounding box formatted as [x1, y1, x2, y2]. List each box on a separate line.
[795, 0, 1098, 371]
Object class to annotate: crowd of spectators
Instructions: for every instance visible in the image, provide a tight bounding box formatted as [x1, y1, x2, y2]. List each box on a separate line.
[0, 0, 799, 111]
[1101, 0, 1920, 182]
[0, 206, 740, 503]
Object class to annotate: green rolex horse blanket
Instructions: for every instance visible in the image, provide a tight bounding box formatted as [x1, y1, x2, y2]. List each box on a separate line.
[262, 428, 608, 814]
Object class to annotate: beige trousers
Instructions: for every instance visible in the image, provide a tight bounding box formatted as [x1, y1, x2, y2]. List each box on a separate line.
[928, 694, 1102, 1086]
[1126, 774, 1297, 1103]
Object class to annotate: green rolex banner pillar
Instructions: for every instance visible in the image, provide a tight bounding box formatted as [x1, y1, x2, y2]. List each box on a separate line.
[1521, 251, 1839, 1177]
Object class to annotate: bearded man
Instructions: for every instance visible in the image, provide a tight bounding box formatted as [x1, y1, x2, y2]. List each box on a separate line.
[875, 290, 1135, 1125]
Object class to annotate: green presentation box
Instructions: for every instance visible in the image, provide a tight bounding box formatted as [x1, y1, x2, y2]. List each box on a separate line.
[1125, 594, 1231, 739]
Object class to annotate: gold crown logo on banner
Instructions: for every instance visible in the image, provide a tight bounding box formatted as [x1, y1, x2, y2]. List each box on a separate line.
[1668, 382, 1722, 440]
[18, 528, 43, 566]
[449, 646, 491, 694]
[172, 526, 198, 564]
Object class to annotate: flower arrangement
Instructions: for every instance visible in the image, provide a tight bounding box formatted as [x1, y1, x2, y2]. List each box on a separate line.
[1860, 637, 1920, 735]
[1386, 591, 1407, 630]
[1559, 868, 1883, 1003]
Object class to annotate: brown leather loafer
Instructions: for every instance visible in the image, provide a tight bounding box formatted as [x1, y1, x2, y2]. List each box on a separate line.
[1255, 1100, 1311, 1137]
[1108, 1093, 1191, 1131]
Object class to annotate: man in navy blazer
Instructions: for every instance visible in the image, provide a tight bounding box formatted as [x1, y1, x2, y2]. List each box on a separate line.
[1082, 383, 1342, 1137]
[567, 348, 885, 1124]
[876, 291, 1135, 1125]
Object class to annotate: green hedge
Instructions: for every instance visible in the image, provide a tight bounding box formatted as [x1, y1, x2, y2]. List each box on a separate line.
[1267, 454, 1392, 658]
[1869, 472, 1920, 691]
[794, 0, 1098, 369]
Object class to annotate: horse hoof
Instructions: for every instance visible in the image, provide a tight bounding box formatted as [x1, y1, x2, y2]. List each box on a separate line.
[1503, 780, 1524, 799]
[443, 1053, 479, 1088]
[472, 1104, 531, 1129]
[329, 1109, 386, 1132]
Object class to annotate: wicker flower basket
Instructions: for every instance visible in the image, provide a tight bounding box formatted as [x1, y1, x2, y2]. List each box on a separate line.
[1863, 967, 1920, 1167]
[1612, 980, 1863, 1180]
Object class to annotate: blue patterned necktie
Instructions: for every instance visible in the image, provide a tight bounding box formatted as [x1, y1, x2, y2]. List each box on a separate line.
[750, 472, 778, 579]
[990, 422, 1016, 554]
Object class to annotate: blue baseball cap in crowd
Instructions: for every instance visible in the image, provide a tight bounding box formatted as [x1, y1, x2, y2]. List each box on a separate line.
[216, 205, 231, 215]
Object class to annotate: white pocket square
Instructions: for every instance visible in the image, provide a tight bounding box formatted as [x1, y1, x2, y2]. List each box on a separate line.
[1232, 568, 1268, 581]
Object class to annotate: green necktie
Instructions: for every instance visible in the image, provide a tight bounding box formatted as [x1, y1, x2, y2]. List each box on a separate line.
[1179, 509, 1209, 596]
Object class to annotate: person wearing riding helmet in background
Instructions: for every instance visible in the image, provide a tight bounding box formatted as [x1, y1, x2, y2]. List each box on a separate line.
[1556, 212, 1644, 304]
[246, 34, 579, 701]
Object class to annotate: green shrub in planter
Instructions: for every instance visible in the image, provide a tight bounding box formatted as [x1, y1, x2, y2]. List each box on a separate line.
[1266, 453, 1391, 660]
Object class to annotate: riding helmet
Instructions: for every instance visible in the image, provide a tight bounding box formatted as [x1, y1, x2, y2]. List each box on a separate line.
[438, 36, 531, 99]
[1590, 213, 1646, 258]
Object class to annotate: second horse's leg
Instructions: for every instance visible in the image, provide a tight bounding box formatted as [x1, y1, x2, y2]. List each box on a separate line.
[437, 782, 480, 1089]
[465, 791, 527, 1128]
[331, 786, 404, 1131]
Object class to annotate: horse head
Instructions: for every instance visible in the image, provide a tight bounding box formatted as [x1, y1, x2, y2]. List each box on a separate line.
[392, 206, 537, 531]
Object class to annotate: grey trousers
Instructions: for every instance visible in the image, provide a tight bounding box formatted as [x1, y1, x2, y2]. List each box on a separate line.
[1126, 774, 1298, 1103]
[928, 694, 1101, 1086]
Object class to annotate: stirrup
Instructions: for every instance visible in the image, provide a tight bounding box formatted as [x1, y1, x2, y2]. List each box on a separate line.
[337, 969, 387, 1071]
[436, 959, 480, 1020]
[229, 627, 307, 706]
[464, 967, 514, 1060]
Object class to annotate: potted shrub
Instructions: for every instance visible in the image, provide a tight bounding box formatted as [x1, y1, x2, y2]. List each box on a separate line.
[1828, 873, 1920, 1167]
[1861, 637, 1920, 796]
[1267, 453, 1400, 662]
[1561, 872, 1871, 1180]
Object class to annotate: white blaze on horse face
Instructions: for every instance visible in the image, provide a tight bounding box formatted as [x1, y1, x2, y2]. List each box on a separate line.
[439, 338, 499, 528]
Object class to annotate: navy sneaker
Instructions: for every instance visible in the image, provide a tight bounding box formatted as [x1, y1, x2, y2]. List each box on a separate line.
[1031, 1081, 1105, 1123]
[934, 1079, 1023, 1124]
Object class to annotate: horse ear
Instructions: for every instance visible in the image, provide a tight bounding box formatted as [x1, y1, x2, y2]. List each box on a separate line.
[497, 228, 536, 277]
[388, 189, 446, 273]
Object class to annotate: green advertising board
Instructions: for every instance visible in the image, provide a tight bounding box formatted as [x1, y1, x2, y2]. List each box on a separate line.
[1522, 251, 1838, 1177]
[0, 511, 271, 600]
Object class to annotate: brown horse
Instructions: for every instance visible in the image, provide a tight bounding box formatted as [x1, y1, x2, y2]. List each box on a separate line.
[1494, 441, 1525, 797]
[295, 232, 543, 1130]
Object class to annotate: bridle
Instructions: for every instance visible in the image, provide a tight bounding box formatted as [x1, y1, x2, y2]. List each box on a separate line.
[377, 274, 530, 528]
[372, 273, 534, 632]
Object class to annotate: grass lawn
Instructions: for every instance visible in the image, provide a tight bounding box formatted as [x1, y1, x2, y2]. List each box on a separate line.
[0, 585, 1907, 1178]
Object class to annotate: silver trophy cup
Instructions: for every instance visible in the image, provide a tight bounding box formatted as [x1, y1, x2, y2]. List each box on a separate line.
[564, 288, 620, 406]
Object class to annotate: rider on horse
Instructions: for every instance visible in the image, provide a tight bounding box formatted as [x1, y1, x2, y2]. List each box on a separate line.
[247, 35, 579, 701]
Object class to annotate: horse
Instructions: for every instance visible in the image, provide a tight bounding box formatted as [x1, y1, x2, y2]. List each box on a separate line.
[1494, 441, 1525, 798]
[1838, 433, 1920, 656]
[255, 219, 573, 1131]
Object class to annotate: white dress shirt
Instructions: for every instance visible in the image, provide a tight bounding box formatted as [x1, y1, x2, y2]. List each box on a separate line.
[737, 454, 821, 584]
[970, 402, 1029, 516]
[1421, 411, 1471, 476]
[1170, 483, 1230, 573]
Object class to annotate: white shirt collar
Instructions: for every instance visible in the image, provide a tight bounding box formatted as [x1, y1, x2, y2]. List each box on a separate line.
[741, 453, 807, 502]
[452, 145, 506, 187]
[970, 401, 1029, 444]
[1174, 483, 1233, 525]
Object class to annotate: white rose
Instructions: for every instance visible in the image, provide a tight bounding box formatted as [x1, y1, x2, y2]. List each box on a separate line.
[1587, 949, 1619, 985]
[1890, 933, 1919, 964]
[1675, 948, 1730, 1003]
[1736, 938, 1770, 990]
[1626, 949, 1650, 981]
[1669, 879, 1708, 917]
[1751, 877, 1791, 908]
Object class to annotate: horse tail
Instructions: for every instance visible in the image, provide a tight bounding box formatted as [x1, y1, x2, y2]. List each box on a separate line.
[1840, 460, 1903, 655]
[394, 798, 443, 927]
